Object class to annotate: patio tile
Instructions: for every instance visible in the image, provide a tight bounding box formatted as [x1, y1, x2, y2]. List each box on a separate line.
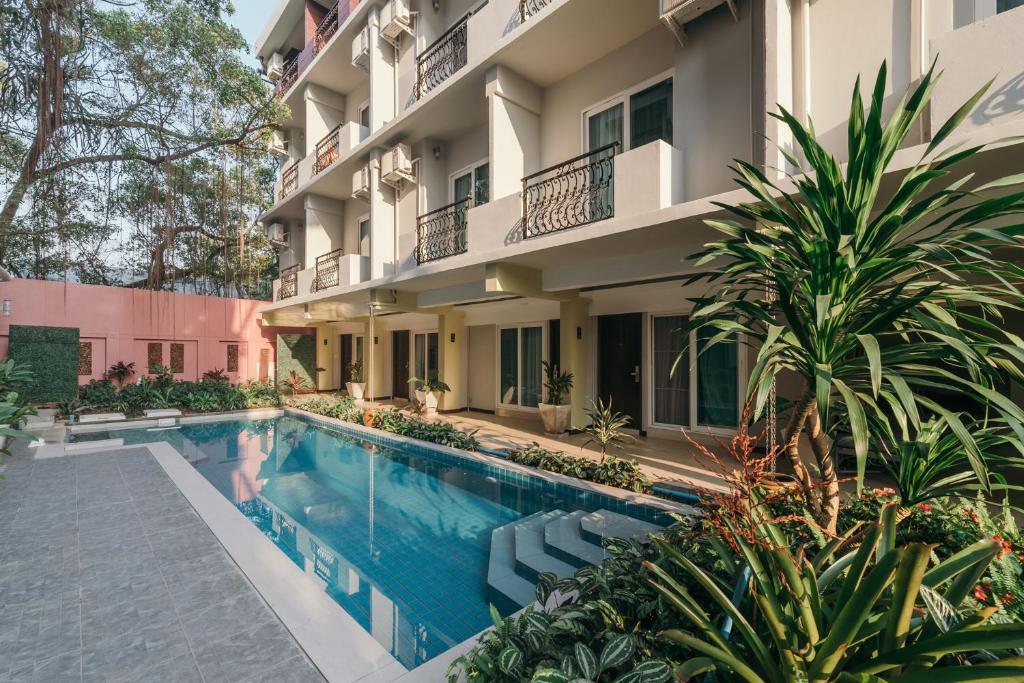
[192, 621, 307, 683]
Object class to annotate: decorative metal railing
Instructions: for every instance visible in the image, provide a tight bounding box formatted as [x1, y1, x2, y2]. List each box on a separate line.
[279, 264, 299, 300]
[279, 161, 299, 199]
[314, 125, 341, 174]
[274, 56, 299, 98]
[313, 3, 340, 55]
[521, 141, 618, 239]
[312, 248, 343, 292]
[414, 14, 469, 101]
[517, 0, 551, 24]
[417, 197, 471, 264]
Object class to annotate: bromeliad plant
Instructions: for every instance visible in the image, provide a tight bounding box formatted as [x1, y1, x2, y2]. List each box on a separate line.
[683, 60, 1024, 531]
[583, 397, 635, 462]
[647, 499, 1024, 682]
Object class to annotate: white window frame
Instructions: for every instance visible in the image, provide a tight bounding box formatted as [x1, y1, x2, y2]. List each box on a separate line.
[357, 101, 370, 140]
[449, 156, 489, 205]
[580, 69, 674, 153]
[412, 329, 439, 383]
[647, 312, 746, 435]
[496, 322, 548, 411]
[356, 213, 370, 257]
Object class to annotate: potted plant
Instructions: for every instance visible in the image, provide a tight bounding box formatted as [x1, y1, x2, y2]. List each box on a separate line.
[106, 361, 136, 388]
[538, 361, 574, 434]
[346, 360, 366, 400]
[408, 377, 450, 415]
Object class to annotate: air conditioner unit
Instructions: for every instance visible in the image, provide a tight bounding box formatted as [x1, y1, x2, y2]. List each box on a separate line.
[659, 0, 737, 45]
[267, 223, 288, 246]
[380, 143, 414, 187]
[352, 164, 370, 199]
[380, 0, 414, 45]
[268, 129, 289, 157]
[351, 25, 370, 71]
[266, 52, 285, 81]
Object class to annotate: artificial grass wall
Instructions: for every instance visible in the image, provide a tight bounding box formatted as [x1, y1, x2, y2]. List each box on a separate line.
[277, 333, 317, 389]
[8, 325, 80, 402]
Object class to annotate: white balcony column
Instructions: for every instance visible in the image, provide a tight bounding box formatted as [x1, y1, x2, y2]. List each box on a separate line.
[437, 309, 467, 412]
[304, 194, 345, 269]
[368, 4, 396, 132]
[284, 221, 305, 271]
[364, 319, 387, 401]
[286, 127, 306, 165]
[368, 149, 397, 279]
[304, 84, 347, 150]
[486, 65, 541, 200]
[315, 324, 337, 391]
[560, 297, 591, 428]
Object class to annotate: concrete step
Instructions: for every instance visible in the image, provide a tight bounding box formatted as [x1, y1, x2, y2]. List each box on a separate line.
[487, 512, 544, 609]
[514, 510, 577, 582]
[544, 510, 607, 568]
[580, 509, 662, 546]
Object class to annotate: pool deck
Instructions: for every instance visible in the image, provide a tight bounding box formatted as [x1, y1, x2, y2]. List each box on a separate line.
[0, 442, 325, 683]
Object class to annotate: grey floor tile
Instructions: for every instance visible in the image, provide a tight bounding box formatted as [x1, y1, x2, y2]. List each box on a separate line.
[193, 621, 306, 683]
[81, 623, 192, 682]
[256, 655, 326, 683]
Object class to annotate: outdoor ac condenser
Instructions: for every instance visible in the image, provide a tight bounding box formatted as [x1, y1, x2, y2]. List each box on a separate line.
[351, 25, 370, 71]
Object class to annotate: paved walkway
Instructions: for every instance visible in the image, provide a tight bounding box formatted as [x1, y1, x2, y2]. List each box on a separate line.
[0, 445, 324, 682]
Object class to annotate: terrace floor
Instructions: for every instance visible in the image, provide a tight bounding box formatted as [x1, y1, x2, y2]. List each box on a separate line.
[0, 443, 324, 683]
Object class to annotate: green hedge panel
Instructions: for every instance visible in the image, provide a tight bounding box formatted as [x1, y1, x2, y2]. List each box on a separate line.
[8, 325, 80, 403]
[277, 333, 317, 390]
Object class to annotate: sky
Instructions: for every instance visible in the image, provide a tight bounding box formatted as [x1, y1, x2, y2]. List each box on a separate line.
[226, 0, 280, 61]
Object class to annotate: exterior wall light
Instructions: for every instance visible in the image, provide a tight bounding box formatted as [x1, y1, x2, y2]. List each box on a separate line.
[2, 298, 10, 317]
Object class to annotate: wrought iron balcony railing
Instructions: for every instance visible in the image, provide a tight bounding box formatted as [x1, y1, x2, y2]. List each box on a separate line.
[279, 161, 299, 199]
[274, 57, 299, 98]
[314, 125, 341, 174]
[417, 197, 471, 264]
[521, 141, 618, 239]
[414, 14, 469, 101]
[313, 3, 340, 55]
[312, 248, 343, 292]
[518, 0, 551, 24]
[279, 265, 299, 300]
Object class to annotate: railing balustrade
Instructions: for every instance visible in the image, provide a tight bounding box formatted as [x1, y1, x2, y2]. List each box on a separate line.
[274, 57, 299, 98]
[279, 265, 299, 300]
[313, 3, 340, 55]
[279, 161, 299, 199]
[517, 0, 551, 24]
[312, 248, 343, 292]
[521, 142, 618, 239]
[416, 197, 471, 264]
[414, 14, 469, 101]
[314, 125, 341, 174]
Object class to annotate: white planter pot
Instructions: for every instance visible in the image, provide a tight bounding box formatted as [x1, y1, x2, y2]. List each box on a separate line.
[538, 403, 572, 434]
[415, 389, 440, 414]
[346, 382, 366, 400]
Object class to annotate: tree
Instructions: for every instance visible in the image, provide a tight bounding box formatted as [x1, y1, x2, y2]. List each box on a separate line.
[0, 0, 285, 285]
[683, 62, 1024, 532]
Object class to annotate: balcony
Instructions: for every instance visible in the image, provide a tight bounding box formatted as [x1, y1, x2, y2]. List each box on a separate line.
[274, 55, 300, 98]
[416, 197, 471, 264]
[313, 122, 369, 175]
[272, 1, 365, 100]
[522, 142, 619, 239]
[278, 265, 299, 300]
[313, 4, 340, 55]
[279, 161, 300, 200]
[312, 249, 343, 292]
[414, 14, 469, 101]
[517, 0, 552, 24]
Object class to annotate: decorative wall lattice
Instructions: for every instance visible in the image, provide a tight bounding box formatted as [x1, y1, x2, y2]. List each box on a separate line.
[170, 343, 185, 374]
[227, 344, 239, 373]
[78, 342, 92, 376]
[147, 343, 163, 370]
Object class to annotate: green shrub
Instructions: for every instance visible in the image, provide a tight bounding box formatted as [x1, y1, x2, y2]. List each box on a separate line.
[371, 410, 479, 450]
[78, 378, 118, 409]
[237, 380, 283, 408]
[508, 444, 650, 493]
[7, 325, 78, 402]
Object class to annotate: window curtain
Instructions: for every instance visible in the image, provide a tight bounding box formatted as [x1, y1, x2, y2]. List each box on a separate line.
[653, 316, 689, 426]
[414, 334, 426, 380]
[474, 163, 489, 205]
[427, 332, 439, 383]
[500, 328, 518, 405]
[521, 326, 542, 407]
[697, 330, 739, 427]
[629, 79, 673, 148]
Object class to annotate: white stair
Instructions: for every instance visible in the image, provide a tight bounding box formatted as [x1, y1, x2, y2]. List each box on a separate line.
[487, 512, 544, 608]
[514, 510, 576, 581]
[580, 510, 662, 545]
[544, 510, 607, 567]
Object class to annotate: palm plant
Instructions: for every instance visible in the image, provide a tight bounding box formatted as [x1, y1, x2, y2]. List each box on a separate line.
[683, 61, 1024, 530]
[541, 360, 574, 405]
[106, 360, 136, 388]
[0, 358, 33, 394]
[349, 360, 364, 383]
[583, 397, 635, 462]
[647, 501, 1024, 682]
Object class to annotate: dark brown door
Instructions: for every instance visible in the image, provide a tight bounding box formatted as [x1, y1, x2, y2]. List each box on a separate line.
[392, 330, 409, 399]
[597, 313, 643, 431]
[340, 334, 353, 386]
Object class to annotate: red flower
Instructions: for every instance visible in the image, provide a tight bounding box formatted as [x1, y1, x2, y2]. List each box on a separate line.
[994, 535, 1013, 559]
[1000, 593, 1015, 606]
[966, 508, 981, 525]
[974, 583, 990, 602]
[917, 502, 932, 514]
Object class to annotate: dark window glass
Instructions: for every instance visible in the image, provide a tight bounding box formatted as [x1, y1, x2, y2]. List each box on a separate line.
[697, 328, 738, 428]
[630, 79, 672, 148]
[653, 316, 689, 426]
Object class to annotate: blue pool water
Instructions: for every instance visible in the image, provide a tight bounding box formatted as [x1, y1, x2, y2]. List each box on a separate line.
[72, 415, 670, 668]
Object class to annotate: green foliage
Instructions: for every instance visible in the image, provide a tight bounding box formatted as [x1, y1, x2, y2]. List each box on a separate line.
[371, 410, 479, 450]
[648, 500, 1024, 681]
[542, 361, 574, 406]
[106, 361, 136, 385]
[409, 377, 452, 394]
[294, 394, 363, 423]
[0, 358, 33, 394]
[348, 360, 364, 383]
[7, 325, 78, 402]
[277, 334, 316, 391]
[683, 61, 1024, 527]
[73, 376, 279, 416]
[583, 397, 634, 460]
[79, 379, 118, 408]
[508, 443, 651, 494]
[0, 358, 36, 453]
[280, 370, 312, 395]
[202, 368, 228, 382]
[148, 364, 174, 387]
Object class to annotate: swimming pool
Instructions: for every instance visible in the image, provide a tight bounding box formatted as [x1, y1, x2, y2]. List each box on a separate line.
[72, 414, 673, 669]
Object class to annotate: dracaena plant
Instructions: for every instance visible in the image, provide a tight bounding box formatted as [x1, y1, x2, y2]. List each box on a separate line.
[683, 60, 1024, 532]
[647, 500, 1024, 682]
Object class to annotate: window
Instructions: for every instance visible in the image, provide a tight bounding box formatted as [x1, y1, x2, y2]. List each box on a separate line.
[584, 76, 673, 152]
[358, 216, 370, 257]
[414, 332, 438, 382]
[451, 160, 489, 206]
[651, 314, 740, 430]
[358, 102, 370, 140]
[499, 325, 544, 408]
[355, 335, 364, 367]
[227, 344, 239, 373]
[956, 0, 1024, 27]
[78, 342, 92, 376]
[170, 343, 185, 374]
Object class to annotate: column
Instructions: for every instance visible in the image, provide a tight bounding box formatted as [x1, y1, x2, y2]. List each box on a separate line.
[315, 325, 335, 391]
[437, 309, 467, 412]
[486, 66, 541, 200]
[368, 4, 396, 132]
[305, 84, 346, 151]
[364, 318, 387, 402]
[368, 149, 396, 278]
[559, 297, 590, 427]
[304, 194, 344, 270]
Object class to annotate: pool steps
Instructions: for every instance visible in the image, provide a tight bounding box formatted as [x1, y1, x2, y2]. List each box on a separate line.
[487, 508, 663, 607]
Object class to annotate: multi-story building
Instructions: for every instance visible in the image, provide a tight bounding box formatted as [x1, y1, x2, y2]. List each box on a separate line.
[255, 0, 1024, 439]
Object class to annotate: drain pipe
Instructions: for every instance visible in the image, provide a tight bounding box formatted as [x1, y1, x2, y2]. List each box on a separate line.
[368, 303, 376, 405]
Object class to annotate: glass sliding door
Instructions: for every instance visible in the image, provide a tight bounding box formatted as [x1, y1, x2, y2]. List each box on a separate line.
[498, 325, 544, 408]
[586, 103, 622, 223]
[652, 315, 689, 426]
[629, 79, 672, 148]
[413, 332, 439, 384]
[696, 329, 739, 428]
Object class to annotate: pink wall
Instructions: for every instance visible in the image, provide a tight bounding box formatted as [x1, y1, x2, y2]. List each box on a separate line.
[0, 279, 311, 385]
